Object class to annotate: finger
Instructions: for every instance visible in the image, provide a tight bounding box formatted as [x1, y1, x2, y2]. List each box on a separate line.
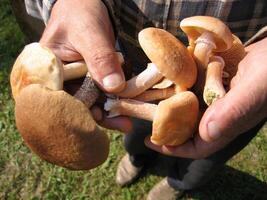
[98, 115, 133, 134]
[199, 79, 267, 142]
[145, 134, 233, 159]
[75, 4, 125, 93]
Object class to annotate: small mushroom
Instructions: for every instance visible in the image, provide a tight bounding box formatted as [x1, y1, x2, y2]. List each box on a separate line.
[203, 56, 226, 105]
[180, 16, 233, 67]
[117, 28, 197, 98]
[180, 16, 233, 105]
[105, 91, 199, 146]
[10, 43, 110, 170]
[138, 28, 197, 92]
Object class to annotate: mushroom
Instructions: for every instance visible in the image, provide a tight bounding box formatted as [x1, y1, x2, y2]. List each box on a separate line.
[180, 16, 233, 67]
[180, 16, 234, 105]
[117, 63, 163, 98]
[10, 43, 111, 170]
[138, 27, 197, 92]
[203, 56, 226, 105]
[105, 91, 199, 146]
[15, 84, 109, 170]
[10, 43, 88, 100]
[117, 27, 197, 98]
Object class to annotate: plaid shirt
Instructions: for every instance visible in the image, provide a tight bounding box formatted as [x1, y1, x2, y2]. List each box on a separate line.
[26, 0, 267, 73]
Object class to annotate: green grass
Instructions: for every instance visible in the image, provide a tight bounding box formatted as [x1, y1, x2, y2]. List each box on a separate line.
[0, 1, 266, 199]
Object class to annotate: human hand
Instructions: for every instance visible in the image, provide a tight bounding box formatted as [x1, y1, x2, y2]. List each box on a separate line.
[145, 38, 267, 159]
[40, 0, 132, 133]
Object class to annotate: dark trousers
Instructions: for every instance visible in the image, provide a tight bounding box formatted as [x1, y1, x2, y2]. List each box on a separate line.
[124, 118, 264, 190]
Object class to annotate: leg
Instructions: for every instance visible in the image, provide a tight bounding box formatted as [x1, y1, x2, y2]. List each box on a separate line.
[116, 118, 157, 186]
[124, 118, 158, 167]
[167, 121, 265, 190]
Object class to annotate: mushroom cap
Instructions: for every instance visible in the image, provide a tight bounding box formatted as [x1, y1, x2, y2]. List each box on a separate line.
[180, 16, 233, 52]
[10, 43, 63, 100]
[218, 34, 246, 85]
[138, 28, 197, 90]
[151, 91, 199, 146]
[15, 84, 109, 170]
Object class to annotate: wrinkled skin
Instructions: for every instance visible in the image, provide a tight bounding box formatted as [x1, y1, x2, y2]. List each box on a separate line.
[40, 0, 132, 133]
[146, 38, 267, 159]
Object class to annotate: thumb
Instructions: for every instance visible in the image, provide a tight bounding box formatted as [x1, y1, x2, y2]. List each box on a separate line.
[75, 6, 125, 93]
[81, 45, 125, 93]
[199, 81, 267, 142]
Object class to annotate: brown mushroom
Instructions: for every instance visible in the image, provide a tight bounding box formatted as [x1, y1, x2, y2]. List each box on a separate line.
[10, 43, 110, 170]
[180, 16, 233, 105]
[117, 28, 197, 98]
[138, 27, 197, 92]
[105, 91, 199, 146]
[180, 16, 233, 67]
[15, 84, 109, 170]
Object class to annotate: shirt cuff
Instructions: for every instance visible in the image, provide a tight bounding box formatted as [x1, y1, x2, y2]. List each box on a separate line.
[25, 0, 57, 25]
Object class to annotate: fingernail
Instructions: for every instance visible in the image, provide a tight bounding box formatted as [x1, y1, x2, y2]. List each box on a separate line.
[207, 121, 221, 140]
[102, 73, 124, 91]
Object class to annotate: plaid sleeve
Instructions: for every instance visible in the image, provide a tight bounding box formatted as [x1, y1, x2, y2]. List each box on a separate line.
[24, 0, 56, 24]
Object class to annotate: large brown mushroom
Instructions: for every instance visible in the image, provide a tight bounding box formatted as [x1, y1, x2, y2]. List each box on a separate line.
[15, 84, 109, 170]
[10, 43, 111, 170]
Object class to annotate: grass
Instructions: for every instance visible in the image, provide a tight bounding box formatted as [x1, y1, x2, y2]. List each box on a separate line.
[0, 1, 266, 199]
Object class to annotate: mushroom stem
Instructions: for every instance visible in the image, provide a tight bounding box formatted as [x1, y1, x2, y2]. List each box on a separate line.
[152, 78, 174, 89]
[194, 31, 217, 68]
[133, 87, 175, 102]
[74, 73, 100, 108]
[117, 63, 163, 98]
[63, 61, 87, 81]
[203, 56, 226, 105]
[104, 98, 157, 121]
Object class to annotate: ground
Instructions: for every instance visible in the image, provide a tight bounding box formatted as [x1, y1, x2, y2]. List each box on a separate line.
[0, 1, 266, 200]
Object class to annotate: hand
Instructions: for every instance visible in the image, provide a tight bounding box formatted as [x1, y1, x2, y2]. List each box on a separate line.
[145, 38, 267, 159]
[41, 0, 132, 133]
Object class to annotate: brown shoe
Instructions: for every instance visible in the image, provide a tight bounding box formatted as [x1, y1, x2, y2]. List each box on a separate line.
[147, 178, 184, 200]
[116, 154, 143, 186]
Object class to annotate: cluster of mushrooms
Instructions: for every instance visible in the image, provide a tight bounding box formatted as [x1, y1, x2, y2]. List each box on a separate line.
[10, 16, 246, 170]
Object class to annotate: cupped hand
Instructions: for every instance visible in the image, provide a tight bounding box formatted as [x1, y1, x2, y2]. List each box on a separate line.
[145, 38, 267, 159]
[40, 0, 132, 133]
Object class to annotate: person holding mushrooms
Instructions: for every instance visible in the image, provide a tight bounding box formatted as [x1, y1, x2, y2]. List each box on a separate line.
[12, 0, 267, 199]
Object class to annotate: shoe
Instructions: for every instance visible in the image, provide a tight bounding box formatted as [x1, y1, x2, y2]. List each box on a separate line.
[116, 154, 143, 186]
[147, 178, 184, 200]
